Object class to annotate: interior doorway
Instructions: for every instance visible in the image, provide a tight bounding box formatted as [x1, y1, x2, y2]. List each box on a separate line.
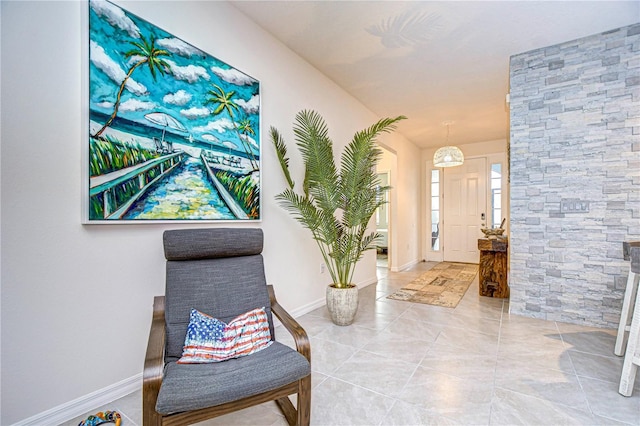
[376, 145, 396, 270]
[376, 171, 390, 268]
[443, 157, 487, 263]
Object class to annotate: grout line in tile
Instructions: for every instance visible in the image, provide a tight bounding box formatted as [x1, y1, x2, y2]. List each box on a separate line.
[492, 384, 597, 421]
[488, 296, 506, 425]
[118, 411, 138, 426]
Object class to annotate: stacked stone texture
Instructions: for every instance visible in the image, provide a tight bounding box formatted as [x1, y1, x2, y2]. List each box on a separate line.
[509, 24, 640, 328]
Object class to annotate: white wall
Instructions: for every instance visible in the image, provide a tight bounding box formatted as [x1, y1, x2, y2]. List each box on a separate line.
[376, 135, 422, 272]
[384, 137, 422, 271]
[0, 1, 422, 423]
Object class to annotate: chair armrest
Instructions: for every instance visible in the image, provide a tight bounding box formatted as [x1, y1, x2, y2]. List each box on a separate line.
[268, 285, 311, 363]
[143, 296, 165, 419]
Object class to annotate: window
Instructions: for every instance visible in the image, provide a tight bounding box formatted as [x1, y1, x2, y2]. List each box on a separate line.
[431, 169, 440, 250]
[491, 163, 502, 228]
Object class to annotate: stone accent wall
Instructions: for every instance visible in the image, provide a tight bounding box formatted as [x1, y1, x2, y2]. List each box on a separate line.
[509, 24, 640, 328]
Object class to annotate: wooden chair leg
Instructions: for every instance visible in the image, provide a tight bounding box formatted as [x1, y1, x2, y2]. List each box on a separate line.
[297, 375, 311, 426]
[143, 377, 163, 426]
[274, 375, 310, 426]
[275, 396, 297, 426]
[143, 405, 162, 426]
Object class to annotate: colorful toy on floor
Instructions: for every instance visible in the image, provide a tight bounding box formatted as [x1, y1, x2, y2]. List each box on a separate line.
[78, 410, 121, 426]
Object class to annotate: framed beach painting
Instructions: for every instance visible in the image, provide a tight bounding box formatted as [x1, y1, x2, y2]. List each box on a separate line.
[84, 0, 260, 223]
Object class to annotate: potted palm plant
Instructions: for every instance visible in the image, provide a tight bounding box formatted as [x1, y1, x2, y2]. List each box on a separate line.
[271, 110, 406, 325]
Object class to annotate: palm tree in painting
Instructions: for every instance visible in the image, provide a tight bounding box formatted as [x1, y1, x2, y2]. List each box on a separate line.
[205, 84, 259, 171]
[238, 118, 255, 137]
[237, 117, 258, 168]
[93, 34, 171, 138]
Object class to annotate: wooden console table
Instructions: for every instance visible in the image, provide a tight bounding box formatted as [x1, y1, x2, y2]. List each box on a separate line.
[478, 238, 509, 298]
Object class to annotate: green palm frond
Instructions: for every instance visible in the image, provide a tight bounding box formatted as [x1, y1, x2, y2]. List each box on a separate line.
[276, 189, 321, 233]
[293, 110, 339, 210]
[275, 188, 341, 284]
[270, 126, 295, 189]
[359, 232, 380, 255]
[340, 116, 405, 227]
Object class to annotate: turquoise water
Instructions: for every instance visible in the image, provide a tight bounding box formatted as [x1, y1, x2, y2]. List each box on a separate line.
[123, 157, 234, 220]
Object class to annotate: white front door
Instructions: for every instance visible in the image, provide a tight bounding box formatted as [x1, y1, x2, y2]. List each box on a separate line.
[443, 157, 487, 263]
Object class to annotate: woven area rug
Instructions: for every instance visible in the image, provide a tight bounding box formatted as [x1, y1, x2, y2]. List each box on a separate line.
[386, 262, 478, 308]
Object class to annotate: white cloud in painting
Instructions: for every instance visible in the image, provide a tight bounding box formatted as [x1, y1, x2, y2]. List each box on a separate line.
[224, 141, 239, 150]
[240, 133, 259, 151]
[91, 41, 147, 95]
[167, 60, 210, 83]
[201, 134, 220, 143]
[119, 98, 155, 112]
[90, 0, 140, 38]
[236, 95, 259, 114]
[181, 107, 210, 119]
[157, 38, 204, 57]
[96, 101, 113, 109]
[164, 90, 192, 106]
[193, 117, 235, 133]
[210, 66, 256, 86]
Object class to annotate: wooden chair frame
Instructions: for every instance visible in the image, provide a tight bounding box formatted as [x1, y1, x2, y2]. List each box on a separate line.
[143, 285, 311, 426]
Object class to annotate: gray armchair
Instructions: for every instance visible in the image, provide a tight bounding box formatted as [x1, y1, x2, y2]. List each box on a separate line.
[144, 228, 311, 425]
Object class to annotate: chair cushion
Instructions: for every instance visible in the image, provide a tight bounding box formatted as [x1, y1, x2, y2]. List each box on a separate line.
[156, 341, 311, 415]
[178, 307, 273, 363]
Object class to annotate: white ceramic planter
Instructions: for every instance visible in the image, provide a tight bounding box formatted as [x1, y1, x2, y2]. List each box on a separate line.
[326, 284, 359, 326]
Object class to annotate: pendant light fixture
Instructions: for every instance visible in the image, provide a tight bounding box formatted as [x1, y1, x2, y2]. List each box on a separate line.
[433, 121, 464, 167]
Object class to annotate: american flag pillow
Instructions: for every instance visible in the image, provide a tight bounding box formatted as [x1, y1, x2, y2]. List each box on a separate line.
[177, 307, 273, 363]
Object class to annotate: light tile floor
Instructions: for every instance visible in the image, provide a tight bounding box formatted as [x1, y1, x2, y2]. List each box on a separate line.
[64, 262, 640, 426]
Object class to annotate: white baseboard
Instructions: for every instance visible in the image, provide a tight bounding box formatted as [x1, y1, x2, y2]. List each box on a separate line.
[391, 259, 420, 272]
[356, 276, 378, 289]
[13, 373, 142, 426]
[271, 294, 324, 330]
[288, 296, 326, 318]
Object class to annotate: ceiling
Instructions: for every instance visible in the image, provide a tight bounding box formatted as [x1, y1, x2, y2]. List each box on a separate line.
[231, 1, 639, 149]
